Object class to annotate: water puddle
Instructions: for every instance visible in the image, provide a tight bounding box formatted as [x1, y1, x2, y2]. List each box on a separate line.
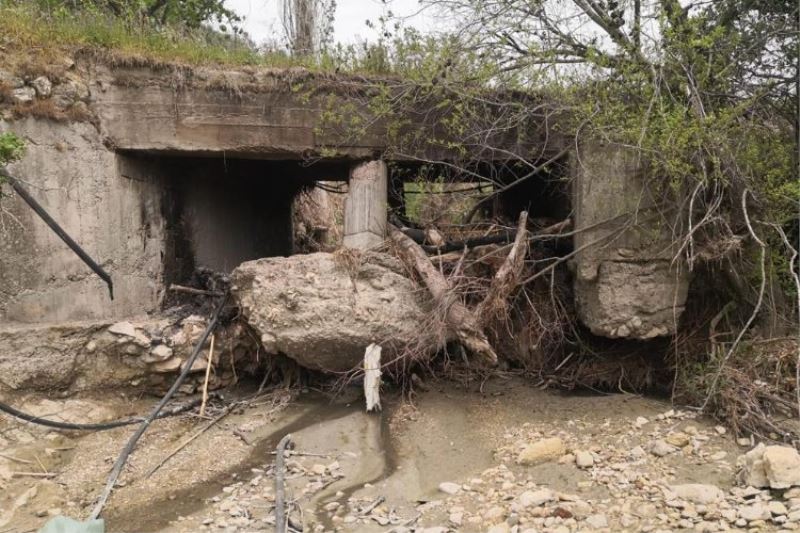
[106, 392, 368, 532]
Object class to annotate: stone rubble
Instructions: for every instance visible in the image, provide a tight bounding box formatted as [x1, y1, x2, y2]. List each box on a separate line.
[298, 409, 800, 533]
[149, 404, 800, 533]
[739, 444, 800, 489]
[0, 70, 92, 120]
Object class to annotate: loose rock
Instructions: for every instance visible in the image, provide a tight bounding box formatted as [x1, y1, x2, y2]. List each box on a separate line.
[650, 440, 676, 457]
[575, 450, 594, 468]
[518, 437, 566, 466]
[438, 482, 461, 495]
[668, 484, 724, 504]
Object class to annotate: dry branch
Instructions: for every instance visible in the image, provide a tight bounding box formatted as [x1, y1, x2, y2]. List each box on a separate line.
[477, 211, 528, 324]
[275, 434, 293, 533]
[389, 226, 497, 365]
[145, 403, 234, 478]
[169, 284, 225, 297]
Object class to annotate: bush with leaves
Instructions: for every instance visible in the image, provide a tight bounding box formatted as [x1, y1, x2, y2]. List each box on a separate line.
[0, 131, 24, 217]
[29, 0, 243, 33]
[307, 0, 800, 435]
[0, 131, 24, 196]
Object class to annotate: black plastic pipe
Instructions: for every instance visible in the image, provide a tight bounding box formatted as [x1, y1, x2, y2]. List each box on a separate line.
[1, 167, 114, 299]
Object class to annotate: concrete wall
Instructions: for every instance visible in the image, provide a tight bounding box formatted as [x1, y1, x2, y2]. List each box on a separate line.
[0, 118, 164, 323]
[0, 127, 309, 325]
[571, 143, 690, 338]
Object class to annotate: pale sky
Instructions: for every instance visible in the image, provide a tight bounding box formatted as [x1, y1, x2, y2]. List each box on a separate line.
[225, 0, 438, 47]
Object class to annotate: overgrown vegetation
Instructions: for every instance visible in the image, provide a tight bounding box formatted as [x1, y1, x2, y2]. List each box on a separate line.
[0, 0, 406, 71]
[0, 131, 24, 229]
[0, 0, 797, 439]
[0, 132, 24, 165]
[314, 0, 799, 438]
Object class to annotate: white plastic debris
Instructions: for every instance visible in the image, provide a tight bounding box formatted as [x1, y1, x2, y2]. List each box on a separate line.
[364, 343, 382, 412]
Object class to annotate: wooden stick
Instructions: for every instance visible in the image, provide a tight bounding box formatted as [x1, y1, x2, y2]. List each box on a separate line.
[145, 405, 234, 478]
[275, 434, 293, 533]
[200, 334, 215, 417]
[169, 284, 225, 297]
[13, 472, 55, 478]
[0, 453, 33, 465]
[268, 451, 330, 458]
[90, 294, 229, 519]
[359, 495, 385, 516]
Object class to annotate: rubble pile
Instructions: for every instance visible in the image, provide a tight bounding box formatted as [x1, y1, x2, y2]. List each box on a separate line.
[104, 315, 257, 392]
[411, 411, 800, 533]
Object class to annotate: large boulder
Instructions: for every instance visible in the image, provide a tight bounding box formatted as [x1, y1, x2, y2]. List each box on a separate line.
[739, 444, 800, 489]
[230, 252, 433, 372]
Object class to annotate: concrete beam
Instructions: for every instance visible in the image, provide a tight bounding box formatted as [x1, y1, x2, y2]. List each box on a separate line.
[343, 160, 388, 250]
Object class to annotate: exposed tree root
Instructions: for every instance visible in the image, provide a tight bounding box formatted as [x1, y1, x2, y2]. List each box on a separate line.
[389, 225, 498, 366]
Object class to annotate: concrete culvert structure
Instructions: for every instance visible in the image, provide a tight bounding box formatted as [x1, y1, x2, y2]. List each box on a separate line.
[0, 45, 787, 533]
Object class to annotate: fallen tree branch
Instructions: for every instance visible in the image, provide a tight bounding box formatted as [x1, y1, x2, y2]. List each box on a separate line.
[145, 402, 235, 478]
[275, 434, 293, 533]
[477, 211, 528, 324]
[169, 284, 225, 298]
[12, 472, 55, 479]
[359, 495, 386, 516]
[389, 226, 497, 365]
[200, 334, 215, 417]
[0, 453, 33, 465]
[463, 147, 570, 223]
[698, 190, 767, 413]
[396, 217, 571, 254]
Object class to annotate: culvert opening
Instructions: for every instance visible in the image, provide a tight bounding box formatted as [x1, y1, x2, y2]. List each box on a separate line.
[117, 153, 349, 301]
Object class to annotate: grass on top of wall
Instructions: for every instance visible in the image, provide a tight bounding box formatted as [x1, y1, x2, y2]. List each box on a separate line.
[0, 2, 324, 69]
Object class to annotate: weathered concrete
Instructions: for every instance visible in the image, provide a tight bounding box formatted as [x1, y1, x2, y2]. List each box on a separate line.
[0, 60, 691, 396]
[343, 160, 387, 250]
[0, 125, 305, 324]
[571, 144, 690, 338]
[230, 252, 435, 372]
[0, 315, 254, 393]
[91, 66, 557, 161]
[0, 119, 164, 323]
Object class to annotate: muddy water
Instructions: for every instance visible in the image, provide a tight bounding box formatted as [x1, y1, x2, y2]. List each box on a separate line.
[105, 392, 385, 532]
[312, 406, 398, 531]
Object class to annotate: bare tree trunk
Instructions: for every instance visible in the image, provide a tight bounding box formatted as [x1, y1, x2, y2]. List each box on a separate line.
[389, 226, 498, 365]
[477, 211, 528, 325]
[282, 0, 317, 56]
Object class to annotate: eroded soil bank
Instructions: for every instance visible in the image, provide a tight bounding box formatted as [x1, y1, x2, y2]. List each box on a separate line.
[0, 378, 784, 533]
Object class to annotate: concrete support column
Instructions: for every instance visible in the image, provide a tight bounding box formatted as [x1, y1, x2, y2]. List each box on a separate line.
[571, 143, 690, 339]
[343, 160, 388, 249]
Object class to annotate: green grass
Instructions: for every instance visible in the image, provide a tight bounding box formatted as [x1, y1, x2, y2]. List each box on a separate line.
[0, 2, 309, 68]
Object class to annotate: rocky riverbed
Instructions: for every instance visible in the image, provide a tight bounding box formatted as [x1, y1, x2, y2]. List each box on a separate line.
[2, 378, 800, 532]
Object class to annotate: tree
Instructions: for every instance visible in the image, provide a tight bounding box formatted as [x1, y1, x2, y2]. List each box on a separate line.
[280, 0, 335, 56]
[362, 0, 799, 434]
[367, 0, 798, 266]
[34, 0, 243, 32]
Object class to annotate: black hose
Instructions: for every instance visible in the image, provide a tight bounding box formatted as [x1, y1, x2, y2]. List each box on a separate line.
[0, 167, 114, 299]
[90, 292, 229, 519]
[0, 396, 210, 432]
